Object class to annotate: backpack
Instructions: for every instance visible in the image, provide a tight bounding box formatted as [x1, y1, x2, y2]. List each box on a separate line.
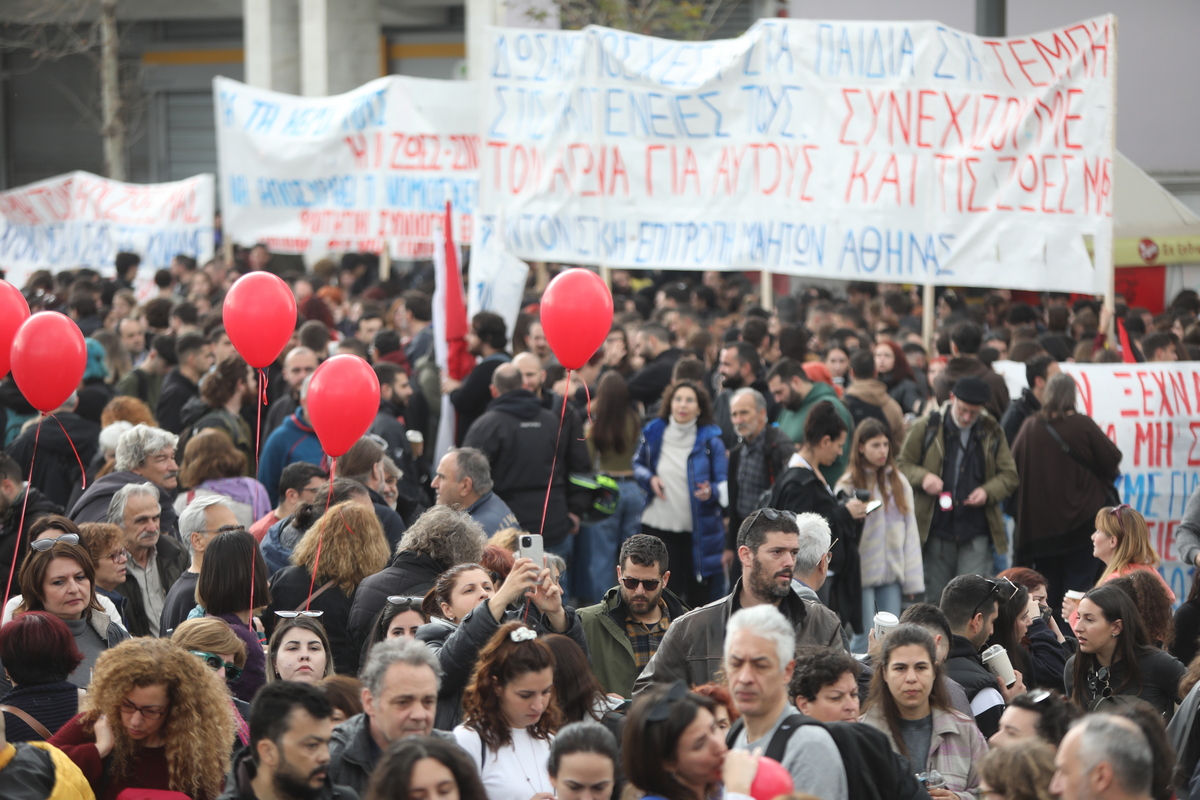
[844, 394, 889, 432]
[725, 713, 926, 800]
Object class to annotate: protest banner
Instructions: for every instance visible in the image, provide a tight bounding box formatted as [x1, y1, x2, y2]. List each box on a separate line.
[0, 171, 214, 288]
[479, 17, 1115, 291]
[467, 227, 530, 349]
[214, 75, 480, 260]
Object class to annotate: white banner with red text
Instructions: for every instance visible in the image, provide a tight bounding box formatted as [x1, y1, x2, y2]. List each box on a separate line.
[0, 171, 214, 289]
[479, 17, 1115, 291]
[214, 76, 480, 261]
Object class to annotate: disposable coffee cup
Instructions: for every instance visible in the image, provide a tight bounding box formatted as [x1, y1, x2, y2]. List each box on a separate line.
[406, 430, 424, 444]
[873, 611, 899, 640]
[981, 644, 1017, 687]
[1064, 590, 1086, 601]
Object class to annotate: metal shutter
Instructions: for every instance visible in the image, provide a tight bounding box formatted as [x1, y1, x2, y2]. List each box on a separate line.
[165, 91, 216, 181]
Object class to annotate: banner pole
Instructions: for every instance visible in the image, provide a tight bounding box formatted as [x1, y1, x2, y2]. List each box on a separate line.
[1104, 16, 1119, 341]
[760, 270, 773, 310]
[922, 282, 936, 349]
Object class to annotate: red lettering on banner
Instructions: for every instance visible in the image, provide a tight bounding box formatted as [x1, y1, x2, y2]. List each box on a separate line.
[838, 89, 860, 145]
[940, 93, 970, 148]
[982, 41, 1016, 87]
[916, 90, 936, 148]
[1006, 39, 1046, 87]
[1189, 423, 1200, 467]
[1063, 89, 1084, 150]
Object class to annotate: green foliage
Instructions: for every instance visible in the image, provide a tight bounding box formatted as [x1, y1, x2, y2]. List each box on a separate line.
[542, 0, 743, 40]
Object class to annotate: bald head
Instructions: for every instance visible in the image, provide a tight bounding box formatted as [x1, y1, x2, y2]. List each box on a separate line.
[512, 352, 545, 394]
[491, 363, 523, 395]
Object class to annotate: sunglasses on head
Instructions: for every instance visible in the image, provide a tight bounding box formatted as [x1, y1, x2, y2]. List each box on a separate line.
[31, 533, 79, 551]
[189, 650, 243, 682]
[970, 576, 1019, 620]
[275, 610, 324, 619]
[620, 576, 661, 592]
[646, 680, 690, 722]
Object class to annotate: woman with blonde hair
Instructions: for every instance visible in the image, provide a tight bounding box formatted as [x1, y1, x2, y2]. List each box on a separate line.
[174, 428, 271, 529]
[49, 637, 235, 800]
[978, 740, 1056, 800]
[265, 500, 390, 674]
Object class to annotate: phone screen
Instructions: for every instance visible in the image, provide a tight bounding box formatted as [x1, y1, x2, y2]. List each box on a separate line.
[865, 499, 883, 513]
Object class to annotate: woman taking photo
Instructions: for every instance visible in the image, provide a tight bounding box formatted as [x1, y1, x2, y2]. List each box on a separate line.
[0, 611, 84, 741]
[420, 560, 589, 730]
[267, 616, 336, 684]
[985, 581, 1068, 691]
[860, 624, 987, 800]
[453, 622, 561, 800]
[5, 538, 128, 689]
[578, 370, 645, 606]
[623, 682, 759, 800]
[196, 529, 271, 703]
[366, 735, 489, 800]
[49, 637, 234, 800]
[1065, 584, 1185, 718]
[633, 379, 728, 608]
[1011, 372, 1123, 612]
[548, 721, 620, 800]
[265, 500, 390, 673]
[174, 428, 270, 529]
[836, 418, 923, 652]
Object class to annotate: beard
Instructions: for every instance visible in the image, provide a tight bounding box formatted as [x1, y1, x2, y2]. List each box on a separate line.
[748, 556, 792, 602]
[621, 587, 663, 615]
[274, 761, 326, 800]
[722, 372, 745, 391]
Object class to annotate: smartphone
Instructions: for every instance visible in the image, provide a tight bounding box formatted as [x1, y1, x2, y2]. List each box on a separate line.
[518, 533, 545, 569]
[864, 499, 883, 514]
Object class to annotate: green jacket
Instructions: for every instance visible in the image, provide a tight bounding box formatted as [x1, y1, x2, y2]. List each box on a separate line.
[775, 382, 854, 486]
[896, 403, 1019, 552]
[579, 586, 690, 699]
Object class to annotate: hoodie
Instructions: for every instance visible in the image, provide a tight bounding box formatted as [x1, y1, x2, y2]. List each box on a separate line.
[258, 409, 326, 506]
[843, 378, 906, 446]
[67, 470, 179, 537]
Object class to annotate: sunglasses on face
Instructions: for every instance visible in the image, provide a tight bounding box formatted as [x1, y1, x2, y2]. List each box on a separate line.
[189, 650, 244, 682]
[620, 576, 661, 592]
[31, 533, 79, 551]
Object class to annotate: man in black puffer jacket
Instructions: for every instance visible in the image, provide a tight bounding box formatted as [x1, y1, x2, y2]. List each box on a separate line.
[462, 364, 589, 555]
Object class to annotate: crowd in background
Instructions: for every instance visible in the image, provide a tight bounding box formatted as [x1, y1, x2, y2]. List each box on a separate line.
[0, 248, 1198, 800]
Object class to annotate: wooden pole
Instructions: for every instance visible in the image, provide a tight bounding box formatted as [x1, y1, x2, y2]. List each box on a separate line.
[1104, 16, 1118, 341]
[379, 243, 392, 282]
[922, 282, 936, 349]
[760, 270, 773, 310]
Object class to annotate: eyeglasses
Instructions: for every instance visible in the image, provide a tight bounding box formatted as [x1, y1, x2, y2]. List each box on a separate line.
[121, 698, 167, 721]
[745, 508, 797, 527]
[826, 537, 839, 555]
[30, 534, 80, 551]
[969, 576, 1019, 621]
[275, 610, 324, 618]
[620, 576, 662, 592]
[189, 650, 244, 682]
[646, 680, 690, 722]
[107, 548, 131, 564]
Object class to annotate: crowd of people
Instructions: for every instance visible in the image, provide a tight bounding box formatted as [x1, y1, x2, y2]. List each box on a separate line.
[0, 251, 1199, 800]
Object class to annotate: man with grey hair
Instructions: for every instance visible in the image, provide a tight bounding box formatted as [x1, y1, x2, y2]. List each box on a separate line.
[1051, 715, 1154, 800]
[724, 605, 847, 800]
[432, 447, 518, 536]
[69, 423, 181, 536]
[790, 512, 833, 601]
[160, 495, 239, 635]
[327, 638, 450, 795]
[108, 482, 188, 636]
[258, 374, 327, 507]
[726, 385, 794, 569]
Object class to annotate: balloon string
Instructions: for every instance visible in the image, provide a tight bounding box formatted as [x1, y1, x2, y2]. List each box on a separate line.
[538, 371, 570, 539]
[581, 379, 592, 438]
[255, 368, 267, 473]
[3, 416, 43, 608]
[45, 413, 87, 490]
[306, 459, 337, 611]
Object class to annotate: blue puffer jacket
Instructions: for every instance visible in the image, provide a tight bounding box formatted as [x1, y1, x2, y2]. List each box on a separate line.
[632, 419, 728, 580]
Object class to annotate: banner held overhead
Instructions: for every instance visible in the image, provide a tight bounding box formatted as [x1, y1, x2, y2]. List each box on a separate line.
[479, 17, 1115, 291]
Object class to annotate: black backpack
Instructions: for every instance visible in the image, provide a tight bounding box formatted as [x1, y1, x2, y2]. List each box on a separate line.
[844, 394, 889, 432]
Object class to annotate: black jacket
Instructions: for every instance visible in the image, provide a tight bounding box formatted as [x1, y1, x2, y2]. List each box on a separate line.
[6, 412, 100, 508]
[626, 347, 683, 408]
[768, 465, 862, 633]
[367, 487, 407, 552]
[450, 352, 510, 444]
[155, 368, 199, 434]
[417, 599, 591, 730]
[370, 398, 429, 521]
[347, 550, 444, 671]
[328, 712, 455, 796]
[68, 470, 179, 537]
[1001, 388, 1041, 446]
[462, 389, 589, 546]
[0, 487, 62, 587]
[219, 746, 360, 800]
[727, 426, 794, 550]
[113, 533, 189, 637]
[265, 565, 357, 675]
[944, 634, 1004, 739]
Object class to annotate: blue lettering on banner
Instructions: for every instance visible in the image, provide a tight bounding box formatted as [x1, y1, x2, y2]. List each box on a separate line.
[385, 176, 478, 213]
[341, 88, 387, 132]
[256, 176, 358, 209]
[837, 228, 956, 276]
[814, 24, 915, 78]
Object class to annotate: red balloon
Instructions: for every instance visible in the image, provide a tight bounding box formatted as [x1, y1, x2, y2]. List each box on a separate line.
[223, 272, 298, 368]
[539, 269, 614, 370]
[749, 757, 794, 800]
[0, 280, 31, 380]
[10, 312, 87, 413]
[306, 354, 380, 457]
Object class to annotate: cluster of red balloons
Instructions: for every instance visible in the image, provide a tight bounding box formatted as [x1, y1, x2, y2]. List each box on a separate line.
[0, 279, 87, 414]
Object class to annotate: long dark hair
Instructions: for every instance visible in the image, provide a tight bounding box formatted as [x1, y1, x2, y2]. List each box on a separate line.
[462, 622, 561, 752]
[623, 686, 718, 800]
[863, 624, 952, 757]
[845, 418, 908, 514]
[544, 634, 607, 724]
[197, 529, 271, 616]
[876, 340, 917, 386]
[986, 583, 1033, 681]
[590, 371, 639, 455]
[1110, 572, 1174, 649]
[657, 380, 713, 427]
[16, 541, 103, 617]
[366, 735, 488, 800]
[1069, 584, 1155, 708]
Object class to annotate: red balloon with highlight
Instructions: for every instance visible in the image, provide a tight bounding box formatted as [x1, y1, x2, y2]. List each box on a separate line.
[539, 269, 614, 370]
[223, 272, 298, 368]
[10, 312, 87, 413]
[0, 280, 31, 379]
[306, 354, 380, 457]
[749, 756, 794, 800]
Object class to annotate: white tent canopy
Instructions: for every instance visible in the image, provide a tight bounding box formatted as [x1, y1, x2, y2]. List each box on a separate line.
[1115, 151, 1200, 239]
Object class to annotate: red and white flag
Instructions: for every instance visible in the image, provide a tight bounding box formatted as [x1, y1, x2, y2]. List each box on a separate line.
[432, 200, 475, 465]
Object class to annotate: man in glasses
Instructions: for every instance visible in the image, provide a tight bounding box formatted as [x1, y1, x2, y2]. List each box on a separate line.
[633, 508, 844, 693]
[579, 534, 689, 699]
[941, 574, 1027, 740]
[161, 495, 239, 636]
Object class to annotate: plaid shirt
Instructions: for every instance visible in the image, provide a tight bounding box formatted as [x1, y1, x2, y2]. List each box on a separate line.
[625, 599, 673, 672]
[735, 432, 770, 518]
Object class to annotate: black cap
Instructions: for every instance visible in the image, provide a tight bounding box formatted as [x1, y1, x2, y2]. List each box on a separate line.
[951, 376, 991, 406]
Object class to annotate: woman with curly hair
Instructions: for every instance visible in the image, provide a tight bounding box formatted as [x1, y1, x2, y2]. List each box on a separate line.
[173, 428, 271, 529]
[977, 739, 1056, 800]
[265, 500, 390, 673]
[693, 682, 741, 733]
[454, 622, 562, 800]
[48, 637, 235, 800]
[1111, 570, 1176, 650]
